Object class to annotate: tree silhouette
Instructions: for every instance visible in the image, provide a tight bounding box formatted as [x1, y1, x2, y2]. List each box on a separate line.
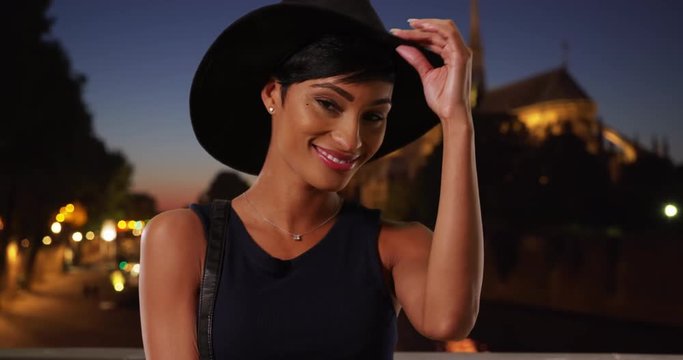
[198, 171, 250, 203]
[1, 0, 136, 288]
[123, 192, 159, 221]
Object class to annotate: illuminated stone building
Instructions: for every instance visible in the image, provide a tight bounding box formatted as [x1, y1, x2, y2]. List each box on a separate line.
[344, 0, 654, 208]
[477, 67, 638, 168]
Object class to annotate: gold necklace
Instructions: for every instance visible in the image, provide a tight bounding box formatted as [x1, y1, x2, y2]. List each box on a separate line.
[241, 193, 344, 241]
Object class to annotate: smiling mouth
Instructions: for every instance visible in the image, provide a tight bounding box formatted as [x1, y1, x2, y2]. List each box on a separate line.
[312, 145, 361, 171]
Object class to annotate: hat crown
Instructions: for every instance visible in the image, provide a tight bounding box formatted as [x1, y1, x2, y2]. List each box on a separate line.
[282, 0, 386, 31]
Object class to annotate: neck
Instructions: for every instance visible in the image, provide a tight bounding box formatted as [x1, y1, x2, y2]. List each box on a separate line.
[239, 157, 343, 232]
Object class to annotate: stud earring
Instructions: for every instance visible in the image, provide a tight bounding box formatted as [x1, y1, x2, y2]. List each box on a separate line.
[268, 107, 274, 114]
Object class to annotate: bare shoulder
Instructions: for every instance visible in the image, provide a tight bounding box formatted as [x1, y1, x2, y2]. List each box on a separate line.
[144, 208, 205, 235]
[378, 216, 433, 270]
[141, 208, 207, 280]
[139, 208, 206, 359]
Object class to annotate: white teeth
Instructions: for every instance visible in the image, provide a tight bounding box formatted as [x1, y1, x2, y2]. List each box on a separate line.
[316, 146, 353, 164]
[326, 153, 347, 164]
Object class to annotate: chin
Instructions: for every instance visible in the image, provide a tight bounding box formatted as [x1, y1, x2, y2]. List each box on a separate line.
[307, 171, 355, 193]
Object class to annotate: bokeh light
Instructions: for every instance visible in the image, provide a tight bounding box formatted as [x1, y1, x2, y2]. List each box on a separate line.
[51, 222, 62, 234]
[101, 220, 117, 242]
[664, 204, 678, 218]
[72, 232, 83, 242]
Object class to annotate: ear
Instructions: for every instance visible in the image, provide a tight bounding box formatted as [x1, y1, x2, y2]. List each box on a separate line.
[260, 77, 281, 113]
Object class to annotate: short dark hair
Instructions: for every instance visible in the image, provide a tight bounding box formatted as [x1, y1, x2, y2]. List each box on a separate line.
[271, 33, 396, 103]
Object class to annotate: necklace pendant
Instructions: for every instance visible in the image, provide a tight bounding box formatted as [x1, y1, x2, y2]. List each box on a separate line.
[292, 234, 302, 241]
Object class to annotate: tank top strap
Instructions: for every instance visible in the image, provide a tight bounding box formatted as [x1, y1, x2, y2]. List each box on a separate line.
[344, 200, 382, 257]
[345, 201, 394, 308]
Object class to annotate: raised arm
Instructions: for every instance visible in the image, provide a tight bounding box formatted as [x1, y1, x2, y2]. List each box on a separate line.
[139, 209, 206, 360]
[388, 18, 484, 341]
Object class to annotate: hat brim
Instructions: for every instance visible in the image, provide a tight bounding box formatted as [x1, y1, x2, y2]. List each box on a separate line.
[190, 3, 444, 176]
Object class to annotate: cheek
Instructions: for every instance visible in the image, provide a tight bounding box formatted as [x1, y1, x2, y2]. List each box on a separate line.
[289, 102, 322, 129]
[362, 124, 386, 153]
[299, 102, 331, 131]
[276, 104, 323, 148]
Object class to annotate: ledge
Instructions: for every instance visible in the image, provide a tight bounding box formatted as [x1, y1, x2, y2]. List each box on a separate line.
[0, 348, 681, 360]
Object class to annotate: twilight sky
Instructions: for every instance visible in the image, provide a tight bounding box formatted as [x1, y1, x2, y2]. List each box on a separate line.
[47, 0, 683, 211]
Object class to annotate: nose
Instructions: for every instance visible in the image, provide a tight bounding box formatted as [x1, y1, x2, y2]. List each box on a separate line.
[330, 116, 362, 152]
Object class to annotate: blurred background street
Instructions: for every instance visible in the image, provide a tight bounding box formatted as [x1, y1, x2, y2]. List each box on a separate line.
[0, 251, 141, 348]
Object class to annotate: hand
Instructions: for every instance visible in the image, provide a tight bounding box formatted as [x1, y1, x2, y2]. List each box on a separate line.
[390, 18, 473, 125]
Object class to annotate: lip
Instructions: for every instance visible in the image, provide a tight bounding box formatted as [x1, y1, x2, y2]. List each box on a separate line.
[312, 145, 360, 171]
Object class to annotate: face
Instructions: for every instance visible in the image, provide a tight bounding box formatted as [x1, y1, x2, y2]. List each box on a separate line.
[261, 74, 393, 192]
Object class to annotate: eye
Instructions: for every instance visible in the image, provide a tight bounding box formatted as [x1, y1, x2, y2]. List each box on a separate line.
[364, 113, 385, 122]
[316, 99, 339, 113]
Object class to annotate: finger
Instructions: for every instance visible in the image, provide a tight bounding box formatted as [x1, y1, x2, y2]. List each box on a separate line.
[408, 19, 462, 46]
[395, 45, 434, 80]
[408, 18, 461, 33]
[422, 43, 450, 59]
[390, 28, 447, 48]
[408, 18, 458, 27]
[391, 29, 451, 63]
[410, 21, 456, 45]
[394, 29, 457, 66]
[409, 21, 469, 63]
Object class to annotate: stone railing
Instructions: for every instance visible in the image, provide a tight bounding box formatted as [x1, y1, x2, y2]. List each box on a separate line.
[0, 349, 681, 360]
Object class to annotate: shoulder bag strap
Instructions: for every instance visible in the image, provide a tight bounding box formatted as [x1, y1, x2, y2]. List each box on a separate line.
[197, 198, 231, 360]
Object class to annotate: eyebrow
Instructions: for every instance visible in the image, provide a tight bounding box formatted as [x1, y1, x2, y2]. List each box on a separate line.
[311, 82, 391, 106]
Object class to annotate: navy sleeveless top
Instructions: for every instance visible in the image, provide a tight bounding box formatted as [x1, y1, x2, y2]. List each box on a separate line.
[189, 199, 398, 359]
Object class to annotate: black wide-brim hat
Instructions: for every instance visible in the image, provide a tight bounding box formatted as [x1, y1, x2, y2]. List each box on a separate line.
[190, 0, 444, 176]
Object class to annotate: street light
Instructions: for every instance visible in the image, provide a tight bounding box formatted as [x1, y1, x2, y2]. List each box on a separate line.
[101, 220, 117, 242]
[664, 204, 678, 218]
[100, 219, 118, 264]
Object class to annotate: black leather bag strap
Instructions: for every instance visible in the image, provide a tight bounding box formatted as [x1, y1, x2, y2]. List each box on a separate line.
[197, 199, 231, 360]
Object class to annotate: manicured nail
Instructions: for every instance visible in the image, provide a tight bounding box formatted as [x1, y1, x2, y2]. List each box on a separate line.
[407, 18, 417, 23]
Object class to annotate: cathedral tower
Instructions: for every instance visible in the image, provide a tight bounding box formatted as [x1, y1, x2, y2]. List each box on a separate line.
[469, 0, 487, 108]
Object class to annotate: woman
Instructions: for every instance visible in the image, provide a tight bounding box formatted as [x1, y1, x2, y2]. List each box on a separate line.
[139, 0, 483, 359]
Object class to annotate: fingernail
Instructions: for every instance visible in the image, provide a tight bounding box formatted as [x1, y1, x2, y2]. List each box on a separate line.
[389, 28, 401, 33]
[407, 18, 417, 23]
